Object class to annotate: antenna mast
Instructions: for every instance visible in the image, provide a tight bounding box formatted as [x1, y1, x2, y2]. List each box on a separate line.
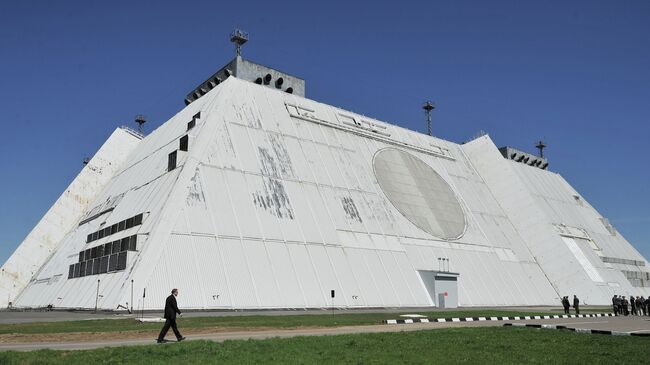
[135, 115, 146, 134]
[423, 101, 435, 136]
[536, 140, 547, 158]
[230, 29, 249, 57]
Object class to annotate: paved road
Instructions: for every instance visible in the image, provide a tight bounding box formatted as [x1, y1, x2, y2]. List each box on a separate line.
[1, 315, 646, 352]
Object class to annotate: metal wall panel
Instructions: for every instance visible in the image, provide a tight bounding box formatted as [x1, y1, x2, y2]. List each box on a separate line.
[242, 240, 282, 307]
[286, 244, 327, 307]
[220, 238, 259, 307]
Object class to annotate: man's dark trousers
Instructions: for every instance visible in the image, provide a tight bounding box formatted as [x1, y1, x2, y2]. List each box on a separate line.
[158, 318, 182, 341]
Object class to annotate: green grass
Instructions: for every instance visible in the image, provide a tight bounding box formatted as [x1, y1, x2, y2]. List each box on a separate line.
[0, 310, 565, 335]
[0, 327, 646, 365]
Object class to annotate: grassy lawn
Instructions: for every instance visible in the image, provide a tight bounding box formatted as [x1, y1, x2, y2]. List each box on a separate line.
[0, 310, 570, 335]
[0, 326, 646, 365]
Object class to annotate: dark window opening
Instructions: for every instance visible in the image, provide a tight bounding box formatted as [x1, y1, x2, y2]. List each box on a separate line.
[187, 119, 196, 131]
[179, 135, 189, 151]
[104, 242, 112, 255]
[103, 227, 111, 237]
[97, 245, 104, 257]
[168, 151, 177, 171]
[120, 238, 129, 252]
[193, 111, 201, 120]
[85, 249, 91, 260]
[118, 220, 126, 231]
[74, 263, 81, 278]
[117, 252, 128, 270]
[126, 217, 134, 229]
[68, 264, 75, 279]
[108, 254, 119, 272]
[87, 234, 92, 243]
[99, 256, 109, 273]
[111, 224, 118, 235]
[79, 262, 86, 277]
[129, 235, 137, 251]
[98, 229, 105, 239]
[92, 231, 99, 242]
[133, 213, 143, 226]
[92, 258, 101, 275]
[85, 261, 93, 276]
[79, 251, 84, 263]
[112, 241, 121, 254]
[91, 247, 98, 259]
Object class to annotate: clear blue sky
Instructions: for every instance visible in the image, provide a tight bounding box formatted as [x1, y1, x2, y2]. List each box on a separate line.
[1, 0, 648, 264]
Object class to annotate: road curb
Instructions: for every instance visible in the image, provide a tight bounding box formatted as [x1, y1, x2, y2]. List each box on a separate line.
[383, 313, 614, 325]
[503, 322, 650, 337]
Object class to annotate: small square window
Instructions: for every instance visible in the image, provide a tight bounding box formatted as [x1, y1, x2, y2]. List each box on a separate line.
[179, 135, 189, 151]
[193, 111, 201, 120]
[104, 227, 111, 237]
[187, 119, 196, 131]
[112, 241, 121, 254]
[168, 151, 177, 171]
[118, 220, 126, 231]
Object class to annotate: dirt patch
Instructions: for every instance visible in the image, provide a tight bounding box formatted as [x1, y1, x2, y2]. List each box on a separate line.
[0, 326, 322, 344]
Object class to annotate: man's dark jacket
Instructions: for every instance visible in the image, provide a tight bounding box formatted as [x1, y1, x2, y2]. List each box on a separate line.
[164, 294, 181, 320]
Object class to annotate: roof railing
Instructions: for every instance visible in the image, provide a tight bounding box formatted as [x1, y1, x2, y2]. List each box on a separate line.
[119, 125, 145, 139]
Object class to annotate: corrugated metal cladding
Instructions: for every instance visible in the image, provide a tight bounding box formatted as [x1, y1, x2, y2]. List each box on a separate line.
[10, 76, 649, 310]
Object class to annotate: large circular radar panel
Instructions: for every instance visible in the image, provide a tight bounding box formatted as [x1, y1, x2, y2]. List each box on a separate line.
[373, 148, 466, 240]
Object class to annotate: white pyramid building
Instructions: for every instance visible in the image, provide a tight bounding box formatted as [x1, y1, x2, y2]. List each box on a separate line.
[2, 55, 649, 310]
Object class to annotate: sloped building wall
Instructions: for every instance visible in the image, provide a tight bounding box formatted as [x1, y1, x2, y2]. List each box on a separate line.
[463, 135, 650, 304]
[0, 128, 140, 308]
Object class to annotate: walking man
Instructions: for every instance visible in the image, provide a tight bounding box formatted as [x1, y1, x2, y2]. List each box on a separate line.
[157, 288, 186, 343]
[573, 295, 580, 315]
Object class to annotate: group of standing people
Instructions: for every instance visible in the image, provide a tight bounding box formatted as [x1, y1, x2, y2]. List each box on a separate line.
[612, 295, 649, 316]
[561, 295, 580, 314]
